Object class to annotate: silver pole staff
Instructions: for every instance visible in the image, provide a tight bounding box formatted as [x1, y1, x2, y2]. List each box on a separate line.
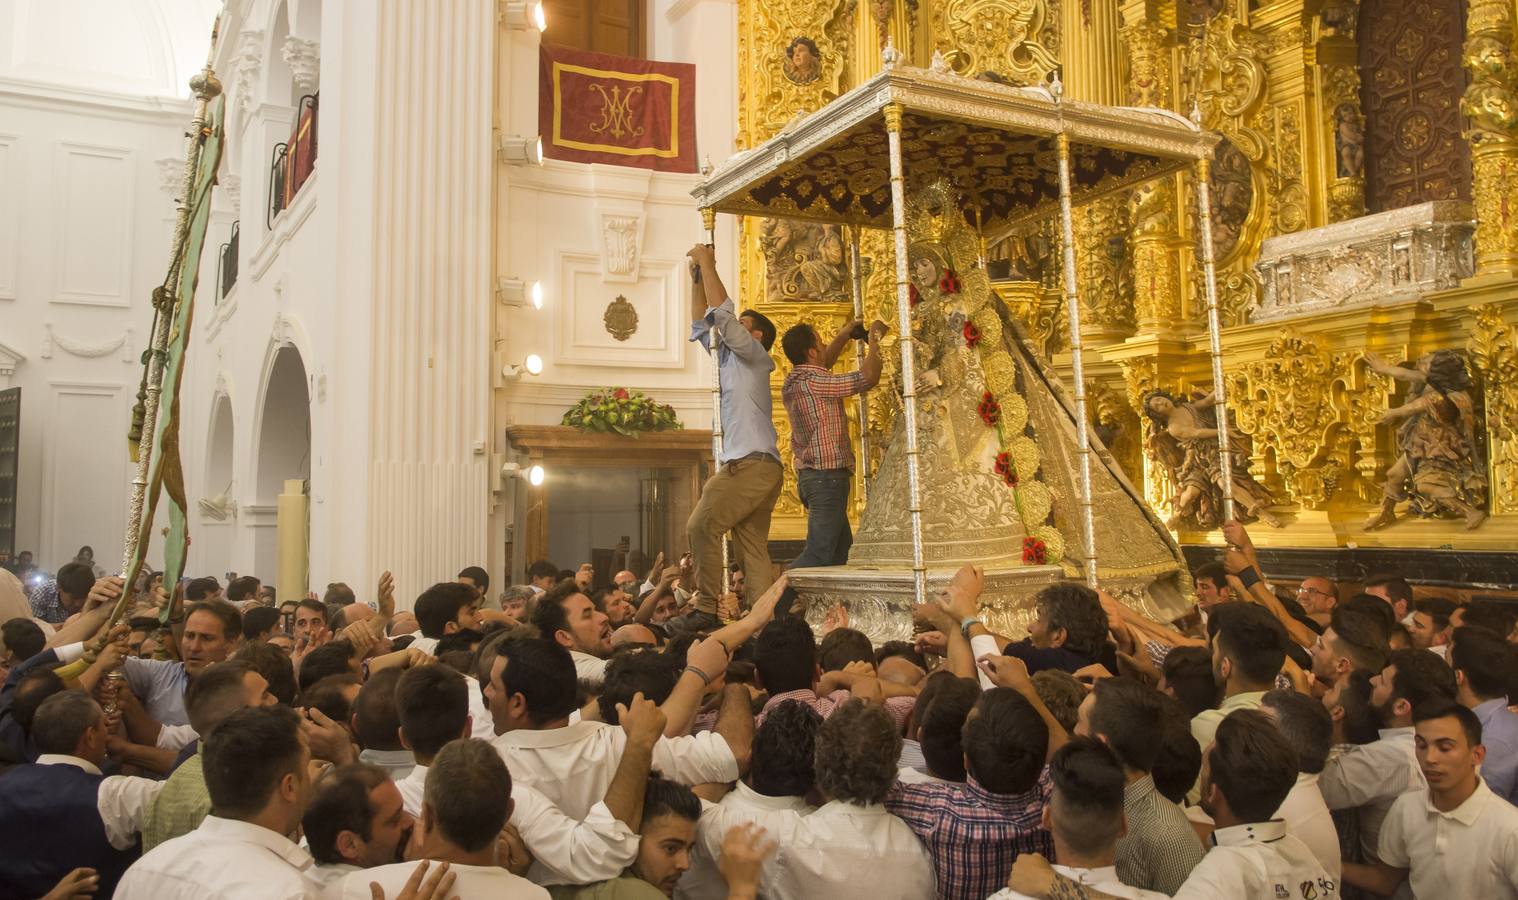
[697, 204, 732, 602]
[1191, 149, 1237, 524]
[849, 225, 872, 502]
[1052, 76, 1100, 588]
[883, 102, 926, 606]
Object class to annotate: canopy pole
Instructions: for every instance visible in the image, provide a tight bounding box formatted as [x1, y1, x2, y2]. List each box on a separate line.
[698, 204, 732, 603]
[849, 226, 872, 503]
[1191, 154, 1237, 524]
[1052, 80, 1100, 588]
[883, 103, 926, 606]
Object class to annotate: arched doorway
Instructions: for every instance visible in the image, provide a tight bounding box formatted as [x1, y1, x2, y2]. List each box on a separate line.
[198, 393, 236, 575]
[253, 347, 310, 582]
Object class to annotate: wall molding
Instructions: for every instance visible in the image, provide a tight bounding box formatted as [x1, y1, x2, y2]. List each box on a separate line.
[51, 140, 136, 308]
[41, 323, 137, 361]
[0, 77, 191, 126]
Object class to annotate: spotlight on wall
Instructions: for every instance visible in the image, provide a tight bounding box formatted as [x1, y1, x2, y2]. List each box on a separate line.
[502, 0, 548, 31]
[497, 134, 544, 166]
[501, 461, 547, 486]
[496, 277, 545, 309]
[503, 353, 544, 381]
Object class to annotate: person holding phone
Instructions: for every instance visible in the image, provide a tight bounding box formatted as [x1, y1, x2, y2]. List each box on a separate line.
[779, 318, 886, 573]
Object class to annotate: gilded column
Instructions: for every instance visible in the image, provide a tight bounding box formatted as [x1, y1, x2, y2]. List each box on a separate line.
[1123, 19, 1185, 333]
[1462, 0, 1518, 279]
[1062, 0, 1135, 344]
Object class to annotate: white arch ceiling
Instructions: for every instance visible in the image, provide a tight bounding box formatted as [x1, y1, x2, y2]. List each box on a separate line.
[0, 0, 223, 99]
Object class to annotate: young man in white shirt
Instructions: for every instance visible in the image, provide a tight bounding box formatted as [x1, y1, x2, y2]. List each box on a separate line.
[408, 583, 481, 658]
[303, 763, 415, 888]
[532, 581, 615, 688]
[336, 738, 548, 899]
[1187, 603, 1287, 803]
[1009, 710, 1337, 900]
[1344, 701, 1518, 899]
[1260, 689, 1341, 881]
[1319, 648, 1454, 867]
[393, 665, 470, 817]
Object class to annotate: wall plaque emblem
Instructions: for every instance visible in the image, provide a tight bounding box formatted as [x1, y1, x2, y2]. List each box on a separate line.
[604, 295, 638, 341]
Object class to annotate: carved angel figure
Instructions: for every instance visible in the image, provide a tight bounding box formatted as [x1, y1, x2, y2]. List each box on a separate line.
[1364, 350, 1488, 530]
[1142, 389, 1283, 530]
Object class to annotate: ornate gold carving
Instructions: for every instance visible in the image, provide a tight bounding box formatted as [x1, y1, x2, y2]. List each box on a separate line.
[761, 220, 850, 302]
[1468, 304, 1518, 513]
[930, 0, 1059, 85]
[1072, 194, 1134, 342]
[1270, 103, 1309, 236]
[735, 0, 854, 150]
[1321, 63, 1367, 222]
[1461, 0, 1518, 276]
[603, 295, 638, 341]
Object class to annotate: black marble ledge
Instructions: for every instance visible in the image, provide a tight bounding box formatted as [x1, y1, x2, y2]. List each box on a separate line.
[1181, 544, 1518, 591]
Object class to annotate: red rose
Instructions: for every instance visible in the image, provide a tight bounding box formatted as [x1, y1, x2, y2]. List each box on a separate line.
[613, 388, 630, 401]
[939, 269, 961, 294]
[909, 284, 922, 307]
[963, 321, 981, 348]
[1004, 470, 1019, 488]
[993, 452, 1012, 476]
[1021, 537, 1047, 564]
[977, 392, 1000, 426]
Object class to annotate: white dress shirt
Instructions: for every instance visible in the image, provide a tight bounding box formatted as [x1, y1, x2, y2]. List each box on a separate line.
[395, 763, 429, 817]
[1379, 778, 1518, 900]
[1171, 820, 1336, 900]
[1275, 772, 1340, 882]
[408, 635, 439, 656]
[1319, 727, 1425, 861]
[896, 765, 952, 785]
[678, 783, 812, 900]
[571, 650, 609, 689]
[309, 862, 359, 890]
[989, 864, 1167, 899]
[335, 861, 548, 900]
[463, 675, 497, 740]
[115, 815, 320, 900]
[492, 721, 738, 820]
[35, 754, 164, 850]
[155, 723, 198, 752]
[763, 800, 935, 900]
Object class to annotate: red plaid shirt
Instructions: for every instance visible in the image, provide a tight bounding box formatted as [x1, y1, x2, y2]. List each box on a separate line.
[782, 364, 867, 471]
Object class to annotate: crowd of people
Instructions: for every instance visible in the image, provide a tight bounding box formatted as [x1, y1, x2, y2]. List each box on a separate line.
[0, 520, 1515, 900]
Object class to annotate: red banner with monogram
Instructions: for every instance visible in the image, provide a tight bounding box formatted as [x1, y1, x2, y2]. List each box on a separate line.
[538, 44, 697, 174]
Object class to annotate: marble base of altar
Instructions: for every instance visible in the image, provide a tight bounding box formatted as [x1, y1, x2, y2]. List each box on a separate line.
[1253, 200, 1475, 323]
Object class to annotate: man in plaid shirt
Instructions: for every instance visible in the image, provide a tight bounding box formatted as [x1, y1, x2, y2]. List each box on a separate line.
[779, 318, 885, 571]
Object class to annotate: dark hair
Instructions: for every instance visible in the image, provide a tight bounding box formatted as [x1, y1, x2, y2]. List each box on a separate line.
[739, 309, 777, 351]
[1261, 689, 1333, 774]
[299, 641, 357, 692]
[31, 689, 101, 755]
[1206, 709, 1298, 823]
[458, 567, 490, 591]
[1386, 648, 1457, 716]
[1326, 607, 1390, 675]
[185, 659, 258, 734]
[1213, 603, 1288, 684]
[1413, 699, 1483, 747]
[1088, 677, 1167, 773]
[963, 688, 1048, 794]
[781, 323, 820, 366]
[498, 638, 578, 725]
[785, 35, 820, 61]
[352, 667, 406, 751]
[1414, 597, 1457, 633]
[1152, 697, 1202, 803]
[226, 576, 262, 605]
[598, 649, 681, 724]
[1456, 598, 1518, 640]
[818, 627, 874, 673]
[186, 599, 242, 641]
[1033, 582, 1110, 659]
[1422, 349, 1472, 394]
[203, 705, 304, 819]
[814, 699, 900, 804]
[1141, 388, 1182, 428]
[1333, 669, 1381, 745]
[323, 583, 356, 607]
[754, 616, 817, 695]
[875, 641, 927, 671]
[436, 628, 485, 657]
[1048, 737, 1127, 857]
[2, 618, 45, 662]
[397, 665, 468, 759]
[234, 640, 297, 705]
[13, 668, 66, 737]
[304, 673, 363, 725]
[128, 615, 162, 633]
[1341, 594, 1396, 637]
[185, 577, 221, 602]
[527, 560, 560, 582]
[242, 605, 282, 641]
[751, 700, 822, 797]
[1450, 626, 1515, 701]
[296, 598, 327, 620]
[54, 563, 95, 602]
[1161, 645, 1219, 718]
[416, 583, 477, 639]
[643, 774, 701, 827]
[1193, 562, 1229, 594]
[1031, 669, 1084, 734]
[1363, 574, 1413, 606]
[918, 676, 980, 781]
[531, 580, 588, 643]
[425, 739, 512, 852]
[303, 763, 390, 865]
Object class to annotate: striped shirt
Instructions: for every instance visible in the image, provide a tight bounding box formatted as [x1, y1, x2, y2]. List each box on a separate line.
[885, 771, 1053, 900]
[782, 364, 867, 471]
[1114, 775, 1207, 894]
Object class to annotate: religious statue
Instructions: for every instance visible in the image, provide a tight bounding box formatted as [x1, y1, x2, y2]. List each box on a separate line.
[783, 36, 822, 85]
[1332, 103, 1365, 178]
[1142, 389, 1283, 529]
[760, 218, 848, 302]
[1363, 351, 1488, 530]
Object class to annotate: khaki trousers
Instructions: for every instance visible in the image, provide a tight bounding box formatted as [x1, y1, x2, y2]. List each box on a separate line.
[686, 457, 782, 614]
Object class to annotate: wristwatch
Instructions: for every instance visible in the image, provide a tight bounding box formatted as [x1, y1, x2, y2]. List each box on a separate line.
[960, 616, 983, 637]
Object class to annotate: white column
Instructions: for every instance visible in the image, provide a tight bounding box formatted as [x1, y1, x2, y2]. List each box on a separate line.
[367, 0, 495, 602]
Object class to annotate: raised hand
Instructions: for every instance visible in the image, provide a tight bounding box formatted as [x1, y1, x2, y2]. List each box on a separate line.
[684, 637, 733, 690]
[945, 564, 985, 619]
[496, 824, 532, 876]
[371, 860, 455, 900]
[39, 867, 99, 900]
[718, 822, 777, 899]
[977, 653, 1032, 693]
[618, 691, 667, 747]
[821, 603, 848, 635]
[914, 630, 949, 657]
[301, 706, 356, 765]
[85, 577, 124, 613]
[645, 552, 666, 585]
[1007, 853, 1056, 898]
[376, 570, 396, 620]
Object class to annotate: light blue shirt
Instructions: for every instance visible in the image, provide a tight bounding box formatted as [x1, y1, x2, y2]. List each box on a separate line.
[1475, 697, 1518, 806]
[123, 656, 189, 727]
[689, 297, 778, 464]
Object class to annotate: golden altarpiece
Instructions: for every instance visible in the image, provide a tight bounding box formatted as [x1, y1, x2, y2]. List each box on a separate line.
[736, 0, 1518, 581]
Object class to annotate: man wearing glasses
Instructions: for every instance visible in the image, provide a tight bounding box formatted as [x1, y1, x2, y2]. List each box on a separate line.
[1297, 576, 1340, 631]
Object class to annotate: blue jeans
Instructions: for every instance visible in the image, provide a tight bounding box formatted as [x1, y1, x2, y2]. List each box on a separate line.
[790, 467, 853, 569]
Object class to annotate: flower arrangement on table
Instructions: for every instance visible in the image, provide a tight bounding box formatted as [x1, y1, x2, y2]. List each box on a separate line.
[561, 387, 682, 436]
